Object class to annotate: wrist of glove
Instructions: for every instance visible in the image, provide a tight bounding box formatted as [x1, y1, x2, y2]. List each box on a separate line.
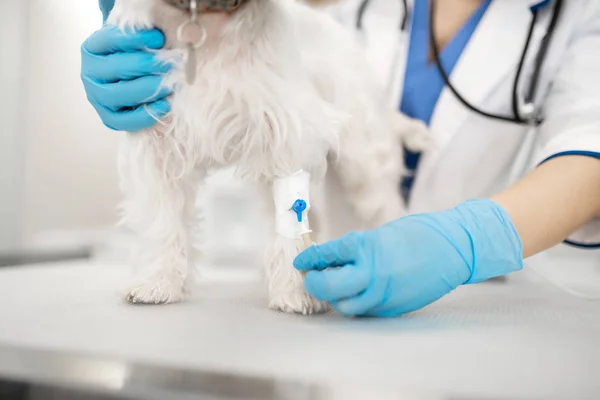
[416, 198, 523, 285]
[294, 198, 523, 317]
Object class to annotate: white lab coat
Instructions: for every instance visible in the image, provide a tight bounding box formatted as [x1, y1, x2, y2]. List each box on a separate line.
[323, 0, 600, 250]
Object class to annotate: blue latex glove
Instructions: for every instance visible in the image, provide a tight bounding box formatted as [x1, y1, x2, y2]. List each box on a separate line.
[81, 2, 172, 131]
[294, 199, 523, 317]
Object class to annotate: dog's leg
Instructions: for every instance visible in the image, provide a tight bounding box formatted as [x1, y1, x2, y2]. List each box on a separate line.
[393, 112, 431, 154]
[262, 177, 330, 315]
[120, 132, 203, 305]
[335, 111, 431, 228]
[332, 130, 406, 228]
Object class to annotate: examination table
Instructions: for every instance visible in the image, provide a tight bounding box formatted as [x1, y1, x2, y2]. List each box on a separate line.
[0, 246, 598, 400]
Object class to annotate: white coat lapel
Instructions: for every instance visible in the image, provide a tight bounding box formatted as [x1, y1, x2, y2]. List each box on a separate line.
[414, 1, 540, 188]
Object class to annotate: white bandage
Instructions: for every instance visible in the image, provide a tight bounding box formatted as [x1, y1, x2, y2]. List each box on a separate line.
[273, 170, 311, 240]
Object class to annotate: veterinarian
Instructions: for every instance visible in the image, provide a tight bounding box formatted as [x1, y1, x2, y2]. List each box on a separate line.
[82, 0, 600, 317]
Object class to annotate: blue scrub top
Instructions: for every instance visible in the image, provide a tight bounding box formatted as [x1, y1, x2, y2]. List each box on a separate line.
[400, 0, 492, 203]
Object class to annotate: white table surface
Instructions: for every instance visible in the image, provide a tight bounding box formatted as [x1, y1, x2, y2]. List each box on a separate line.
[0, 255, 599, 400]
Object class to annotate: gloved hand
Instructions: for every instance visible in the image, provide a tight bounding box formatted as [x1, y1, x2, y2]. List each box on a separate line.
[294, 199, 523, 317]
[81, 19, 173, 131]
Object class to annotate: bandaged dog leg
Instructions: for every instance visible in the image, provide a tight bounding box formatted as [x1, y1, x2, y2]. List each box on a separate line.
[264, 171, 329, 314]
[274, 171, 314, 249]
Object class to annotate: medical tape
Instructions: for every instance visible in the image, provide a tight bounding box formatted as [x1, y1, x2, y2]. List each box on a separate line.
[272, 170, 312, 240]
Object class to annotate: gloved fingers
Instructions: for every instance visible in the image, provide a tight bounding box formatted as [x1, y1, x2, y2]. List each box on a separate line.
[331, 277, 390, 317]
[294, 231, 362, 272]
[84, 26, 165, 56]
[99, 98, 171, 132]
[85, 75, 173, 111]
[83, 50, 172, 83]
[304, 265, 370, 302]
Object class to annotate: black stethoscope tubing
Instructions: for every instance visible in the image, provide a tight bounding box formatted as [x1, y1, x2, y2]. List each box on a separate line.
[356, 0, 564, 126]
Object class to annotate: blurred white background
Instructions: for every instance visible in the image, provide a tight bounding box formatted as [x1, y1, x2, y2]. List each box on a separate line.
[21, 1, 122, 248]
[0, 1, 119, 251]
[0, 0, 29, 252]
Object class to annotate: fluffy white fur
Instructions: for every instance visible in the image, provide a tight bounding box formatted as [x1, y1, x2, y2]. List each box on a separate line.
[107, 0, 428, 314]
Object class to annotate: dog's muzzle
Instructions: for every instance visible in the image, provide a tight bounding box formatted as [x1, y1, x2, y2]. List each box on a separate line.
[163, 0, 244, 12]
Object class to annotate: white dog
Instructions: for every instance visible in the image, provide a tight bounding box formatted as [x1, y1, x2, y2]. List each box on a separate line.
[107, 0, 427, 314]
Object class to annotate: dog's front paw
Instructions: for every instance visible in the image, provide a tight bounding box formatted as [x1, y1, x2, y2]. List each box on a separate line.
[269, 290, 330, 315]
[403, 119, 433, 152]
[126, 275, 184, 305]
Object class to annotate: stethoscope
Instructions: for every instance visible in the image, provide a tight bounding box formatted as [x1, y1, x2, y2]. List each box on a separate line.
[356, 0, 564, 126]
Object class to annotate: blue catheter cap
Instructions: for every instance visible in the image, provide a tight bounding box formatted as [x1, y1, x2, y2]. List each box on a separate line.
[291, 200, 307, 223]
